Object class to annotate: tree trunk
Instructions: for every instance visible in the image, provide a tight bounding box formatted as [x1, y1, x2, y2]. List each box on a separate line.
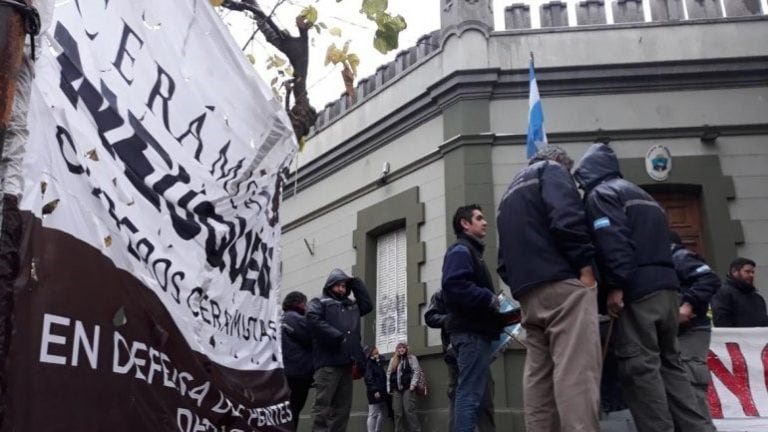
[222, 0, 317, 141]
[0, 6, 25, 140]
[0, 5, 25, 429]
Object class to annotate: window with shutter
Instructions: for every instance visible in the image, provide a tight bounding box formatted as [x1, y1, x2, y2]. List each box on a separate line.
[375, 228, 407, 353]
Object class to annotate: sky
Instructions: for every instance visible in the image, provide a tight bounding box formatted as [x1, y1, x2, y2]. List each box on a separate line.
[221, 0, 441, 109]
[221, 0, 768, 109]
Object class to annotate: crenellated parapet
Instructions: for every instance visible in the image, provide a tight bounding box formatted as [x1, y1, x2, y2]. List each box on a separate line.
[501, 0, 763, 29]
[308, 0, 765, 137]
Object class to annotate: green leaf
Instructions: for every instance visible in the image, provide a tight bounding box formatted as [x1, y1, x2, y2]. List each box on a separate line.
[347, 53, 360, 76]
[267, 54, 287, 69]
[298, 136, 307, 152]
[300, 5, 319, 25]
[246, 53, 256, 64]
[329, 27, 342, 37]
[372, 13, 407, 54]
[342, 40, 351, 54]
[318, 22, 328, 29]
[360, 0, 388, 20]
[324, 43, 345, 66]
[270, 77, 279, 86]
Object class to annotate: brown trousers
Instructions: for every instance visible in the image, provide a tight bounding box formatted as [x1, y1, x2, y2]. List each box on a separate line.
[519, 278, 601, 432]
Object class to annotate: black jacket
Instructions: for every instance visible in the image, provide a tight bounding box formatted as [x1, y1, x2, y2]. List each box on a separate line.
[306, 269, 373, 369]
[424, 290, 455, 364]
[441, 235, 503, 339]
[497, 159, 595, 298]
[574, 144, 678, 303]
[670, 243, 720, 329]
[712, 276, 768, 328]
[364, 355, 388, 404]
[281, 308, 314, 378]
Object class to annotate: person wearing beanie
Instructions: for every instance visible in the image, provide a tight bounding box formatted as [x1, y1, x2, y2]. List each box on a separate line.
[363, 345, 389, 432]
[281, 291, 313, 429]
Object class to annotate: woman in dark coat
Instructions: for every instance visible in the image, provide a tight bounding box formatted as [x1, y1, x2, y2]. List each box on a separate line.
[364, 345, 389, 432]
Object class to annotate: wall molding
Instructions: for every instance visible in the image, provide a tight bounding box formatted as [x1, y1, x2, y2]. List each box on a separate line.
[287, 58, 768, 199]
[619, 155, 744, 276]
[351, 187, 428, 352]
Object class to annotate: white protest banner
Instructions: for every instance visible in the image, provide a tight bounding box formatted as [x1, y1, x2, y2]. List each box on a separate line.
[709, 328, 768, 432]
[5, 0, 296, 429]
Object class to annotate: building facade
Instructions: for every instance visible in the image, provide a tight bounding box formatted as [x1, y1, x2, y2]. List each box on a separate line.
[281, 0, 768, 429]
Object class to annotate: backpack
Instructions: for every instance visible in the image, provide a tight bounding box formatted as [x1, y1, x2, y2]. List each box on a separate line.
[351, 360, 365, 380]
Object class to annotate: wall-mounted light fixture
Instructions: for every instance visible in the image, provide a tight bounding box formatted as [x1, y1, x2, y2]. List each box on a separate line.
[594, 136, 611, 145]
[700, 127, 721, 145]
[378, 161, 391, 185]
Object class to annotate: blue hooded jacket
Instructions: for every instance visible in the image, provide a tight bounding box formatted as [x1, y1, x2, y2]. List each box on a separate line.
[306, 269, 373, 369]
[574, 144, 679, 303]
[669, 240, 720, 329]
[497, 159, 595, 298]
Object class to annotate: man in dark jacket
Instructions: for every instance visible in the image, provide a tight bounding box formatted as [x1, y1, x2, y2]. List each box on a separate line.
[441, 204, 502, 432]
[712, 257, 768, 327]
[307, 269, 373, 432]
[496, 145, 600, 432]
[573, 143, 711, 432]
[424, 290, 495, 432]
[281, 291, 313, 430]
[670, 231, 720, 427]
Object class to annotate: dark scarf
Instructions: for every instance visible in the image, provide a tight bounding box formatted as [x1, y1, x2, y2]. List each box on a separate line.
[727, 274, 756, 294]
[457, 233, 485, 254]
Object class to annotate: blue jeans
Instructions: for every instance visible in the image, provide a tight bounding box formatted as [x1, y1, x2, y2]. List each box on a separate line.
[451, 332, 492, 432]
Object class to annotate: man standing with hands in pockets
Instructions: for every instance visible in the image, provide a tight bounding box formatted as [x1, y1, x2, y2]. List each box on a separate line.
[497, 145, 601, 432]
[574, 143, 712, 432]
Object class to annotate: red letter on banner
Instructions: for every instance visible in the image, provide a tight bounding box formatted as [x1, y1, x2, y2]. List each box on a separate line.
[763, 344, 768, 395]
[708, 342, 759, 417]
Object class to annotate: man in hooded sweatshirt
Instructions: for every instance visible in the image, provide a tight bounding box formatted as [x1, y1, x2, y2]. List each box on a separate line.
[573, 143, 712, 432]
[307, 269, 373, 432]
[496, 145, 600, 432]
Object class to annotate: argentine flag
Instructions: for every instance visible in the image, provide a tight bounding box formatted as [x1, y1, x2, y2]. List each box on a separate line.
[526, 60, 547, 159]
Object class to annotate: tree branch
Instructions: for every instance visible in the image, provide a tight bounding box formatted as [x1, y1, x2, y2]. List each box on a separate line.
[222, 0, 317, 141]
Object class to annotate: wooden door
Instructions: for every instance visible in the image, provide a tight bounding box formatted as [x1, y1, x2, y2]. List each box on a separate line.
[652, 192, 706, 258]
